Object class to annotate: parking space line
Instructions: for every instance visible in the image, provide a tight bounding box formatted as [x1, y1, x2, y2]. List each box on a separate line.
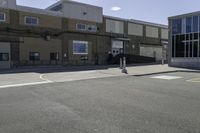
[186, 78, 200, 83]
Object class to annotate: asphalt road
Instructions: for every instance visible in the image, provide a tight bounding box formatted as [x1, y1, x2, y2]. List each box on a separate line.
[0, 72, 200, 133]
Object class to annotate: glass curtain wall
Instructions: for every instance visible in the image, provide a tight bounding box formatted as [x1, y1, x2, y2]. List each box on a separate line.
[172, 16, 200, 58]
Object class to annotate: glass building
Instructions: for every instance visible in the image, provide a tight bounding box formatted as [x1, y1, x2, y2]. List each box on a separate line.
[169, 12, 200, 68]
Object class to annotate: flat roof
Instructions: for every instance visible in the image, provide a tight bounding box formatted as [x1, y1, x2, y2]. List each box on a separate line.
[169, 11, 200, 19]
[104, 15, 168, 29]
[46, 0, 102, 10]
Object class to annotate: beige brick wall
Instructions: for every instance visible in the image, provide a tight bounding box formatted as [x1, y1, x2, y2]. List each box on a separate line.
[19, 37, 62, 61]
[19, 12, 62, 29]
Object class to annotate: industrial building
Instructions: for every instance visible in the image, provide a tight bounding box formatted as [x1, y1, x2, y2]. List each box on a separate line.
[0, 0, 168, 69]
[169, 11, 200, 68]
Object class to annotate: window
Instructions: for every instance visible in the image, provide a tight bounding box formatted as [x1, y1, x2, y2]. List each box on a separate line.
[0, 12, 5, 22]
[172, 19, 182, 34]
[186, 17, 192, 33]
[50, 53, 59, 61]
[193, 16, 198, 32]
[29, 52, 40, 61]
[87, 25, 97, 32]
[25, 16, 39, 25]
[0, 53, 9, 61]
[73, 41, 88, 55]
[76, 24, 86, 31]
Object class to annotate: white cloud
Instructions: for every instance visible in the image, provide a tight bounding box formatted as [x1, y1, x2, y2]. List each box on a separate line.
[111, 6, 121, 11]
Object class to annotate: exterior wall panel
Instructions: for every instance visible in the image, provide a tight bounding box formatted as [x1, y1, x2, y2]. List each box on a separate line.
[106, 19, 124, 34]
[146, 26, 159, 38]
[161, 28, 168, 39]
[62, 2, 103, 23]
[128, 23, 143, 36]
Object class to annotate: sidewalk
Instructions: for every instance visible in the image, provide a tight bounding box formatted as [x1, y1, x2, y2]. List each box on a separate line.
[0, 64, 198, 76]
[0, 64, 199, 88]
[97, 64, 199, 76]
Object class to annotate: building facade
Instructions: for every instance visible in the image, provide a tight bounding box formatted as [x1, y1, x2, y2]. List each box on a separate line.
[169, 12, 200, 68]
[0, 0, 168, 69]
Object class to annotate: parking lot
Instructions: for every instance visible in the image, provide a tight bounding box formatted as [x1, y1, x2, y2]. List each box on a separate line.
[0, 65, 200, 133]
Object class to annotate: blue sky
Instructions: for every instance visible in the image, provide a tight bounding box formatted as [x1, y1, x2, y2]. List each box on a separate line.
[17, 0, 200, 25]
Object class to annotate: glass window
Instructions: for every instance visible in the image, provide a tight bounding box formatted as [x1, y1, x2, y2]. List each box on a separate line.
[193, 16, 198, 32]
[194, 33, 198, 40]
[189, 41, 193, 57]
[185, 42, 189, 57]
[186, 17, 192, 33]
[73, 41, 88, 55]
[181, 18, 186, 34]
[87, 25, 97, 32]
[25, 16, 39, 25]
[172, 36, 175, 57]
[193, 41, 198, 57]
[29, 52, 40, 61]
[0, 12, 5, 22]
[172, 19, 182, 34]
[76, 24, 86, 31]
[0, 53, 9, 61]
[186, 34, 190, 40]
[175, 35, 185, 57]
[50, 53, 59, 61]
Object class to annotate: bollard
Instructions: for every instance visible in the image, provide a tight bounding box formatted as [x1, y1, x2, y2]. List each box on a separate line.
[121, 57, 128, 74]
[120, 58, 123, 69]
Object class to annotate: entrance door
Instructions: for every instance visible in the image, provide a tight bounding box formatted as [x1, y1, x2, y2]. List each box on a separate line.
[0, 42, 10, 69]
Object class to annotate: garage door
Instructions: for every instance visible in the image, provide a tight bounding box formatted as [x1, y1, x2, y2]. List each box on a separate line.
[0, 42, 10, 69]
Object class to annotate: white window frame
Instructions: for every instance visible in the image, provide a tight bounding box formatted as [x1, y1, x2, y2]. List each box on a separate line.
[73, 41, 88, 55]
[76, 23, 87, 31]
[0, 12, 6, 22]
[24, 16, 39, 26]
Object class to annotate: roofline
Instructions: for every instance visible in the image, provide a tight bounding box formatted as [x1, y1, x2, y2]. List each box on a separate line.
[46, 0, 102, 10]
[45, 1, 61, 10]
[169, 10, 200, 19]
[104, 15, 168, 29]
[61, 0, 102, 10]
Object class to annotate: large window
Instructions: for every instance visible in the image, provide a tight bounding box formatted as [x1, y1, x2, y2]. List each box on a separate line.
[186, 17, 192, 33]
[171, 15, 200, 58]
[172, 19, 182, 34]
[25, 16, 39, 25]
[0, 53, 9, 61]
[29, 52, 40, 61]
[193, 16, 199, 32]
[73, 41, 88, 55]
[0, 12, 5, 22]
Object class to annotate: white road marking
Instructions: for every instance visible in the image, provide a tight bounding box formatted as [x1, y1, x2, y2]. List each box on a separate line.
[0, 81, 53, 89]
[186, 78, 200, 83]
[151, 75, 183, 80]
[40, 74, 53, 82]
